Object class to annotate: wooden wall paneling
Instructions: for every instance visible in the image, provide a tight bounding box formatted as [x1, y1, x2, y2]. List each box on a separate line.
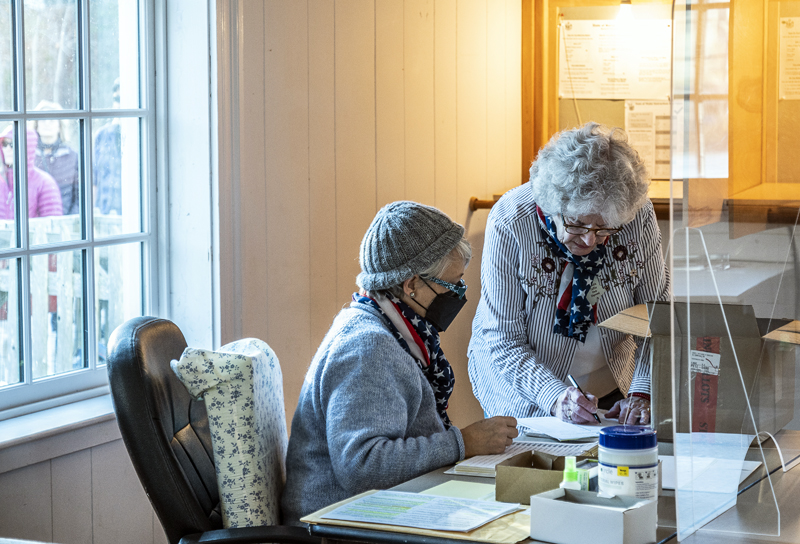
[237, 1, 269, 340]
[521, 0, 535, 181]
[487, 0, 507, 198]
[51, 450, 92, 544]
[729, 0, 767, 239]
[445, 0, 491, 428]
[433, 0, 458, 218]
[729, 0, 764, 197]
[0, 461, 52, 542]
[404, 0, 436, 204]
[308, 0, 339, 353]
[506, 0, 523, 187]
[91, 441, 154, 544]
[264, 0, 312, 429]
[376, 0, 406, 206]
[334, 0, 378, 305]
[456, 0, 488, 228]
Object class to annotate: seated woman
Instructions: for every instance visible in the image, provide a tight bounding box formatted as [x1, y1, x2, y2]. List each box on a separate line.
[282, 201, 518, 525]
[469, 122, 670, 426]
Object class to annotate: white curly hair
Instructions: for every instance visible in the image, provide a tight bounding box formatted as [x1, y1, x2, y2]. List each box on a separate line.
[529, 122, 650, 227]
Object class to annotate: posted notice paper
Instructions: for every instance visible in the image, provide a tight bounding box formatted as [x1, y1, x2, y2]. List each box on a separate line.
[781, 18, 800, 100]
[319, 490, 520, 532]
[558, 19, 671, 100]
[625, 100, 671, 180]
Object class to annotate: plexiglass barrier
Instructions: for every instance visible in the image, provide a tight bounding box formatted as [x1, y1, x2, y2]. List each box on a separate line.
[665, 0, 800, 539]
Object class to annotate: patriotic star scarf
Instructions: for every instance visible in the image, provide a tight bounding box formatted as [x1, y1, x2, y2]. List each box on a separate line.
[352, 293, 455, 428]
[536, 205, 607, 343]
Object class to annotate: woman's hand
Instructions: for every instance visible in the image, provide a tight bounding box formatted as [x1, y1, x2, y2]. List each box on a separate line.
[606, 396, 651, 424]
[551, 386, 599, 424]
[461, 416, 519, 458]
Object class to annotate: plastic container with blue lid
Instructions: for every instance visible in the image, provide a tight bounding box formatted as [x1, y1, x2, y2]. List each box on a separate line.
[598, 425, 658, 501]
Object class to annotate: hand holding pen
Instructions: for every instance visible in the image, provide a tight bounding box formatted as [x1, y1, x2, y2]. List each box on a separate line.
[551, 375, 600, 424]
[567, 374, 602, 424]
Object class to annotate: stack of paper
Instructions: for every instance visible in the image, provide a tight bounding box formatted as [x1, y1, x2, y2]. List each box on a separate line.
[445, 441, 597, 478]
[516, 416, 603, 441]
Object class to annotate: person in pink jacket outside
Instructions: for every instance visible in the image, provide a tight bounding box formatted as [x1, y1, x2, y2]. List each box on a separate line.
[0, 127, 63, 220]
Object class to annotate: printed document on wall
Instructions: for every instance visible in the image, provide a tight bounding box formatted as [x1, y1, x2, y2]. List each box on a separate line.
[559, 19, 671, 100]
[780, 18, 800, 100]
[625, 100, 671, 180]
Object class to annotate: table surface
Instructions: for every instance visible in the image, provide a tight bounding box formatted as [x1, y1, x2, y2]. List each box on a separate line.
[309, 430, 800, 544]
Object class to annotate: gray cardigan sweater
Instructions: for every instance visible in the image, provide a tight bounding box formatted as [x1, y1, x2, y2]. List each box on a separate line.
[281, 302, 466, 525]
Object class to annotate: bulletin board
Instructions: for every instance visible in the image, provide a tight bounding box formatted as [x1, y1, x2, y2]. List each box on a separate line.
[557, 5, 673, 180]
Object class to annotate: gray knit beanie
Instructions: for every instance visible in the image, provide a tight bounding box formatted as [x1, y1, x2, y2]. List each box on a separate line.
[356, 201, 465, 292]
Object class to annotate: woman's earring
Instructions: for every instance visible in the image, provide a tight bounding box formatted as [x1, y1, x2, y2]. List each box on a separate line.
[410, 292, 415, 298]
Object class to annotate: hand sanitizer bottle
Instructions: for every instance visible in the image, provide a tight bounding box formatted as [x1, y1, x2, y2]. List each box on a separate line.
[559, 456, 582, 490]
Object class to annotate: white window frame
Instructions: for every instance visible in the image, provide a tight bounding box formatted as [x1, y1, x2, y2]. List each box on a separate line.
[0, 0, 160, 419]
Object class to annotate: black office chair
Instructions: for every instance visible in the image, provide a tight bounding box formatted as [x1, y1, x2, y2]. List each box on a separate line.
[106, 316, 319, 544]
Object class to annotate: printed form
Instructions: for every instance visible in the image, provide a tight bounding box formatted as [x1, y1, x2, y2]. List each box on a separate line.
[320, 490, 520, 532]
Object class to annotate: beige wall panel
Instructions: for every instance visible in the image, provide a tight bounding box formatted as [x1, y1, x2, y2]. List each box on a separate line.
[433, 0, 458, 218]
[92, 440, 154, 544]
[505, 0, 523, 188]
[52, 450, 92, 544]
[404, 0, 436, 204]
[263, 0, 313, 429]
[376, 1, 407, 206]
[487, 0, 507, 196]
[238, 1, 269, 341]
[443, 0, 491, 428]
[456, 0, 488, 227]
[334, 0, 378, 305]
[308, 1, 339, 354]
[0, 461, 51, 542]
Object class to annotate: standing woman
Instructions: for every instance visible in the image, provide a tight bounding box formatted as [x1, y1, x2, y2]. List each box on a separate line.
[469, 122, 669, 426]
[282, 201, 517, 525]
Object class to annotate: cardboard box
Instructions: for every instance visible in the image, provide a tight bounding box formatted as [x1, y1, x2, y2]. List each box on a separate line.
[599, 302, 799, 441]
[529, 489, 657, 544]
[495, 451, 592, 505]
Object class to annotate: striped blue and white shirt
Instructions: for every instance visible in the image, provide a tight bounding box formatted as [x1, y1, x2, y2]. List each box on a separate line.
[468, 183, 670, 418]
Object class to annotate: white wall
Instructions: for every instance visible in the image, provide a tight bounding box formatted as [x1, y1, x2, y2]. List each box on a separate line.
[217, 0, 524, 428]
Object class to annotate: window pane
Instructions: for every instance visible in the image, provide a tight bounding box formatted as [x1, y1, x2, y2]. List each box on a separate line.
[24, 0, 79, 111]
[92, 117, 140, 236]
[90, 0, 139, 110]
[95, 242, 140, 364]
[0, 258, 21, 387]
[0, 121, 18, 249]
[31, 249, 84, 380]
[27, 117, 82, 245]
[0, 0, 13, 112]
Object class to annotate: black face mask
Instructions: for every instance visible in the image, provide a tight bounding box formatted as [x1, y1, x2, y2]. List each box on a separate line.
[414, 279, 468, 332]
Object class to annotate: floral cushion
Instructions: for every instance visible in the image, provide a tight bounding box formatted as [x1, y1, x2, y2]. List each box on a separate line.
[170, 338, 288, 528]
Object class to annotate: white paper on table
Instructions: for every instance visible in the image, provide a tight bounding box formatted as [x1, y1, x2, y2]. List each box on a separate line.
[451, 442, 538, 472]
[659, 455, 762, 490]
[320, 490, 520, 532]
[517, 416, 602, 441]
[444, 441, 597, 478]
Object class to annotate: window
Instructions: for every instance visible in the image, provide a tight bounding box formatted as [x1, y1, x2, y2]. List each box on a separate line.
[0, 0, 156, 416]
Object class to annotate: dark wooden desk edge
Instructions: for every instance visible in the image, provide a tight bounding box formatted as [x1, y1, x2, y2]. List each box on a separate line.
[309, 524, 477, 544]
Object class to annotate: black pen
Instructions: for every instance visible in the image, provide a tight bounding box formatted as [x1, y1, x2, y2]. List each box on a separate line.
[566, 374, 601, 423]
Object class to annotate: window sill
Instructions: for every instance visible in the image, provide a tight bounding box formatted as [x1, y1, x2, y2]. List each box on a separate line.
[0, 395, 120, 475]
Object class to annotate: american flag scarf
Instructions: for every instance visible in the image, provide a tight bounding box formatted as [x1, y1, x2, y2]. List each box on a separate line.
[536, 206, 607, 343]
[352, 293, 455, 428]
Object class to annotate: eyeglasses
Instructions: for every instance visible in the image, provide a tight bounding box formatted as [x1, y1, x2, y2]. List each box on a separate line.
[560, 214, 622, 237]
[421, 275, 468, 299]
